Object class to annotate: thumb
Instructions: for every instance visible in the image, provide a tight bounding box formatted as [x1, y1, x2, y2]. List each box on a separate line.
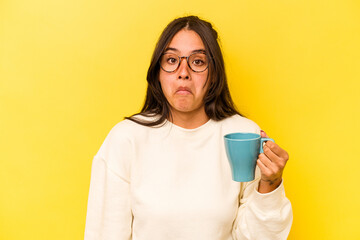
[260, 130, 269, 138]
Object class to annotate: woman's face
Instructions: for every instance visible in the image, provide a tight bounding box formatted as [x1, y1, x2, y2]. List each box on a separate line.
[159, 29, 209, 117]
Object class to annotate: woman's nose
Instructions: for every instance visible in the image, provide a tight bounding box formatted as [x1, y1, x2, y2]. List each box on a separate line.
[177, 58, 190, 79]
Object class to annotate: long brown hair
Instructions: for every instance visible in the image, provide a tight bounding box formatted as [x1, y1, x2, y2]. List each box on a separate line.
[126, 15, 243, 126]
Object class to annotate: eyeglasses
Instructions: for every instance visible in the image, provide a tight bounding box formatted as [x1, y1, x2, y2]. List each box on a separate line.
[160, 52, 209, 73]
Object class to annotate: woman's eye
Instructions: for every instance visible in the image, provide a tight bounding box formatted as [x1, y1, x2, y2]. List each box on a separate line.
[167, 58, 177, 64]
[193, 59, 204, 66]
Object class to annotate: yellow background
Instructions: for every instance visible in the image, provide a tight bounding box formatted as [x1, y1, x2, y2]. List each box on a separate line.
[1, 0, 359, 239]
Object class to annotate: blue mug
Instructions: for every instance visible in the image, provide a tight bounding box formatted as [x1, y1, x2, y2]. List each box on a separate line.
[224, 133, 275, 182]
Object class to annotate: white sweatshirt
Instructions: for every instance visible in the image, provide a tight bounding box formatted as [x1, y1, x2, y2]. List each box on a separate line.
[84, 114, 293, 240]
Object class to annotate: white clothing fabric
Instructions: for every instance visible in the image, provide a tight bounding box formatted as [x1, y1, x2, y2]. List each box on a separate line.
[84, 114, 293, 240]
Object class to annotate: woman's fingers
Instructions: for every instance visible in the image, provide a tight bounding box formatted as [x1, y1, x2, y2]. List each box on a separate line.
[258, 130, 289, 186]
[261, 131, 289, 162]
[257, 158, 272, 176]
[258, 153, 272, 167]
[263, 144, 278, 162]
[260, 130, 269, 138]
[265, 141, 289, 161]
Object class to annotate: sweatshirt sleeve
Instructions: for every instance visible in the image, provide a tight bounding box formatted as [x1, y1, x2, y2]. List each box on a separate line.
[84, 123, 133, 240]
[231, 167, 293, 240]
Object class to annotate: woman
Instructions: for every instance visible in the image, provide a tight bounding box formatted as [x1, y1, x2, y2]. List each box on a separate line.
[85, 16, 293, 240]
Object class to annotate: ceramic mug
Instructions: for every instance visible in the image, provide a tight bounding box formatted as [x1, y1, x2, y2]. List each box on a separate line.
[224, 132, 275, 182]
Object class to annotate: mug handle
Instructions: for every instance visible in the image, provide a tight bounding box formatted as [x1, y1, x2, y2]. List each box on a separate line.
[260, 138, 275, 153]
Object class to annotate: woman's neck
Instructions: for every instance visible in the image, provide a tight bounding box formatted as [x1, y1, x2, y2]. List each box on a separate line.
[169, 107, 209, 129]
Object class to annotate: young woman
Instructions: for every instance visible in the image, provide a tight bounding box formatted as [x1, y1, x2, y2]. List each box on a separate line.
[85, 15, 292, 240]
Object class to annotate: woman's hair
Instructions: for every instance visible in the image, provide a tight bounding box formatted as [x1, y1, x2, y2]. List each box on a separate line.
[125, 15, 243, 127]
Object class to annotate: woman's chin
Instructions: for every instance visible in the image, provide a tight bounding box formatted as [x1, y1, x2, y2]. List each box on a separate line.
[171, 104, 204, 115]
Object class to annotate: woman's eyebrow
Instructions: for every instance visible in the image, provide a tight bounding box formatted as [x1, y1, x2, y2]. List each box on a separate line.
[164, 47, 206, 54]
[164, 47, 179, 52]
[192, 49, 206, 53]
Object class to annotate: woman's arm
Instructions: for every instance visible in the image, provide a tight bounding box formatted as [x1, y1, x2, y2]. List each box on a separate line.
[232, 131, 293, 240]
[232, 176, 293, 240]
[84, 156, 132, 240]
[84, 124, 134, 240]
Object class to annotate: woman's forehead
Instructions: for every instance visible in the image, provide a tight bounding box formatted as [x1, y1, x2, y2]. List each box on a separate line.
[166, 29, 205, 55]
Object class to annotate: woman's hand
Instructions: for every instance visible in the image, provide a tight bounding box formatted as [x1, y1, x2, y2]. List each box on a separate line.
[257, 130, 289, 193]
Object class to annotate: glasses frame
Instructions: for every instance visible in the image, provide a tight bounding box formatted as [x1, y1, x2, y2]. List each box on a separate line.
[160, 52, 210, 73]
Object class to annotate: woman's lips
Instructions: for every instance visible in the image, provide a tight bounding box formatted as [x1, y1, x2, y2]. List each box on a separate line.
[176, 86, 192, 95]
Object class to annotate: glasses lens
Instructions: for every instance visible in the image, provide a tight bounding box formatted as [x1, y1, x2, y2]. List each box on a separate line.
[160, 53, 179, 72]
[189, 53, 208, 72]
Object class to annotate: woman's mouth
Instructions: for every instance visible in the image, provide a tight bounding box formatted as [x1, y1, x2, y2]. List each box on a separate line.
[176, 86, 192, 95]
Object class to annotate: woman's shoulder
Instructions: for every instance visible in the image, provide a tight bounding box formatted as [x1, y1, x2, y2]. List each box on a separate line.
[106, 113, 162, 139]
[220, 114, 261, 134]
[108, 116, 151, 138]
[95, 117, 153, 159]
